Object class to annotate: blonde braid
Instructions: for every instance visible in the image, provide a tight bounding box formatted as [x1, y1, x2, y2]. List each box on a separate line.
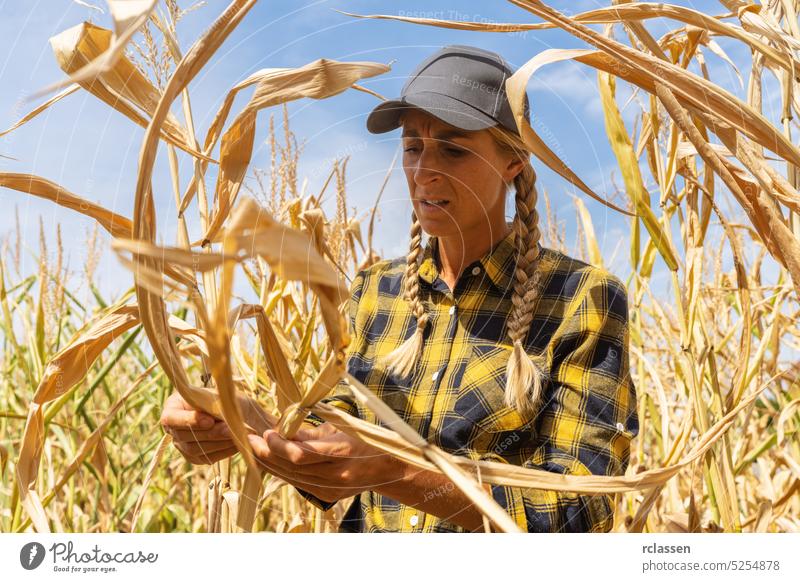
[381, 210, 429, 378]
[504, 162, 547, 418]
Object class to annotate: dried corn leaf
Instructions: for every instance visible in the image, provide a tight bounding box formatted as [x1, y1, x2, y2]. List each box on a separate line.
[47, 22, 209, 161]
[197, 58, 390, 245]
[336, 3, 800, 81]
[598, 72, 679, 270]
[45, 364, 154, 513]
[568, 3, 797, 78]
[233, 304, 303, 410]
[0, 444, 8, 479]
[754, 501, 773, 532]
[276, 352, 344, 438]
[506, 1, 800, 167]
[573, 196, 603, 268]
[113, 199, 347, 300]
[219, 198, 348, 302]
[14, 298, 272, 532]
[344, 374, 521, 533]
[208, 209, 257, 475]
[503, 49, 634, 217]
[777, 399, 800, 447]
[0, 172, 132, 238]
[130, 432, 172, 532]
[308, 370, 778, 494]
[220, 489, 240, 532]
[128, 4, 273, 534]
[73, 0, 104, 12]
[36, 0, 158, 97]
[234, 466, 265, 532]
[0, 84, 80, 138]
[0, 172, 196, 287]
[129, 0, 258, 436]
[16, 302, 139, 532]
[34, 303, 140, 406]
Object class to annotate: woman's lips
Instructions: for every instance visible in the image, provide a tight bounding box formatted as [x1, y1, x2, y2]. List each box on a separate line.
[418, 199, 450, 216]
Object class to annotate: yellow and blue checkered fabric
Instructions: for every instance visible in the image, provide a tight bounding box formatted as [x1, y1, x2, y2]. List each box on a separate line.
[299, 224, 638, 532]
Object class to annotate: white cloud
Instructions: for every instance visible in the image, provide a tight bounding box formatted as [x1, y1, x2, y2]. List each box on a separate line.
[529, 60, 603, 120]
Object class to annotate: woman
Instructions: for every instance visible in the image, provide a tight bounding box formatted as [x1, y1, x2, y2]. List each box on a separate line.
[160, 45, 638, 533]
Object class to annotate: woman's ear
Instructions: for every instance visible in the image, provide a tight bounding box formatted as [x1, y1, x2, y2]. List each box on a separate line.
[503, 156, 525, 184]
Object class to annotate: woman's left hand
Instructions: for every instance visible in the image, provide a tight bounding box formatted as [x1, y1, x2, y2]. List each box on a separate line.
[247, 422, 406, 504]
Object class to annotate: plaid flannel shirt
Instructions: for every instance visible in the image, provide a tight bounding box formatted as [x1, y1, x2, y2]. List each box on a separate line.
[298, 223, 638, 532]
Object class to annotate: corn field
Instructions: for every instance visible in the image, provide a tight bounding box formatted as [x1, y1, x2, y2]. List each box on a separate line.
[0, 0, 799, 533]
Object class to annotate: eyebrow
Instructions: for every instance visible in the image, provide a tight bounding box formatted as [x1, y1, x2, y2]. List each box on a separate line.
[401, 128, 471, 140]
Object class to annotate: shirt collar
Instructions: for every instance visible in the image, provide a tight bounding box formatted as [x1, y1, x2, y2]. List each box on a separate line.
[417, 222, 542, 295]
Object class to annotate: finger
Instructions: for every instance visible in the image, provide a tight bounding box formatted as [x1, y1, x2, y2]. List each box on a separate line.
[161, 407, 215, 430]
[170, 422, 232, 443]
[247, 434, 310, 475]
[282, 431, 353, 460]
[248, 434, 336, 475]
[263, 429, 332, 465]
[247, 434, 328, 477]
[165, 391, 194, 413]
[245, 436, 346, 492]
[164, 391, 185, 407]
[174, 394, 196, 411]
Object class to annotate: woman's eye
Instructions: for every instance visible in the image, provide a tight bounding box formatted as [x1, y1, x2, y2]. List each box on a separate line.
[403, 146, 465, 156]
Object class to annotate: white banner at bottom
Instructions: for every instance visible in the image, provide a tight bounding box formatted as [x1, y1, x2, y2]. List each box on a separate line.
[1, 533, 798, 581]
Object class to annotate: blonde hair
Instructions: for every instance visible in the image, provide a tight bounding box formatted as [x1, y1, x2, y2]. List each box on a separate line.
[381, 116, 548, 419]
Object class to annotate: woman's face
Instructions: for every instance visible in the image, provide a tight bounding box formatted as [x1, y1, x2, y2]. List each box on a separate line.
[400, 107, 523, 239]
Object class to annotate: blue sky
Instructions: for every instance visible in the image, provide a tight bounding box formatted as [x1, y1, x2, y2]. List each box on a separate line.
[0, 0, 777, 303]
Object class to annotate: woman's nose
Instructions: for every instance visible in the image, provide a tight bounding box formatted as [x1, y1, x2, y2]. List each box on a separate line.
[411, 147, 444, 186]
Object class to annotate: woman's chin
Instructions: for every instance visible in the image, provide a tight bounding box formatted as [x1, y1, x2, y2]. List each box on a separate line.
[416, 210, 459, 236]
[418, 219, 457, 238]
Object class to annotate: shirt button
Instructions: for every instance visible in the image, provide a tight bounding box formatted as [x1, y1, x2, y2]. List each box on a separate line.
[448, 305, 455, 315]
[409, 514, 419, 527]
[432, 370, 440, 382]
[471, 266, 481, 276]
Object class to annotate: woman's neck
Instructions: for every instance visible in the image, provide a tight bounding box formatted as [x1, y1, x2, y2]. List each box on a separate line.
[435, 220, 511, 292]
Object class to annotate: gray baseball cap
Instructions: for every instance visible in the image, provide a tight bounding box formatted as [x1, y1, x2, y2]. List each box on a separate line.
[366, 44, 530, 136]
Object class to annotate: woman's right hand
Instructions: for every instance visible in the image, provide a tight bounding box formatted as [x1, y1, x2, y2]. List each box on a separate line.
[159, 391, 239, 465]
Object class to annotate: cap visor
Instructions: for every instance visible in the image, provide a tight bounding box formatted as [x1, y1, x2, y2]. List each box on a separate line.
[366, 99, 407, 134]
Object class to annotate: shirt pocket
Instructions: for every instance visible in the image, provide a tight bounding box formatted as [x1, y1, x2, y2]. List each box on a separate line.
[453, 342, 536, 434]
